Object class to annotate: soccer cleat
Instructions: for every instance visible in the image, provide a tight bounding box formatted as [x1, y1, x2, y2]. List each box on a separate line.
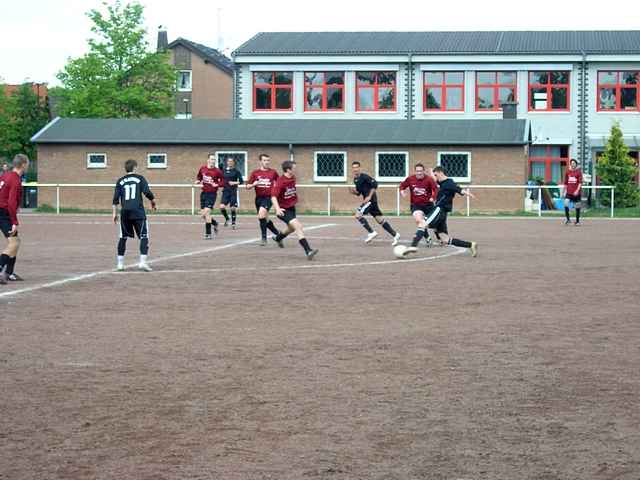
[232, 223, 236, 230]
[404, 246, 418, 255]
[564, 219, 571, 225]
[8, 273, 24, 281]
[272, 235, 284, 248]
[364, 231, 379, 244]
[260, 238, 267, 246]
[392, 233, 401, 246]
[306, 249, 319, 260]
[116, 264, 125, 272]
[138, 262, 153, 272]
[575, 222, 581, 226]
[470, 242, 478, 257]
[204, 234, 212, 240]
[424, 236, 433, 248]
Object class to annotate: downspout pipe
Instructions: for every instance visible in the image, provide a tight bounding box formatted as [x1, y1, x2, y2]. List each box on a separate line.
[407, 53, 413, 120]
[580, 50, 588, 173]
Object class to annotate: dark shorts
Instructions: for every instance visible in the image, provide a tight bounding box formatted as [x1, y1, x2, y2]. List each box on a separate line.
[120, 212, 149, 239]
[277, 207, 297, 225]
[221, 189, 238, 207]
[0, 209, 15, 238]
[425, 206, 448, 234]
[200, 191, 217, 210]
[358, 198, 383, 217]
[411, 203, 435, 216]
[255, 196, 272, 212]
[565, 193, 582, 203]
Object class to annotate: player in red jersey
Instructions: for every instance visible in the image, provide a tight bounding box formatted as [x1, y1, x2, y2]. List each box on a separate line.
[563, 158, 583, 226]
[246, 153, 282, 246]
[195, 154, 224, 239]
[271, 161, 319, 260]
[0, 154, 29, 284]
[399, 163, 439, 248]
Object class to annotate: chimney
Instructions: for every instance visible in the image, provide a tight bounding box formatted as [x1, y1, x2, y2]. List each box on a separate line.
[501, 101, 518, 120]
[157, 25, 168, 51]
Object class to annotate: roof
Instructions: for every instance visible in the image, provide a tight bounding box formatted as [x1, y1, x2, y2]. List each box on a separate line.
[167, 38, 234, 74]
[233, 31, 640, 56]
[32, 118, 529, 146]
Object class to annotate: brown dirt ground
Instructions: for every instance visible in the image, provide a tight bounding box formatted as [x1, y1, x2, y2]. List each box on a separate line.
[1, 214, 639, 480]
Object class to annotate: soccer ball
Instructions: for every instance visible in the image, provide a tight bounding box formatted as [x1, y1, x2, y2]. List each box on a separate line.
[393, 245, 408, 259]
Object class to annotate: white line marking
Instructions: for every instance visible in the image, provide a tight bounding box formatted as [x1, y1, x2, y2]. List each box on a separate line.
[0, 223, 336, 300]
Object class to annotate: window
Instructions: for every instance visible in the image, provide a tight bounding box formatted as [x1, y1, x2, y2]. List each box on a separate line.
[597, 71, 640, 111]
[175, 113, 192, 119]
[304, 72, 344, 111]
[314, 152, 347, 181]
[253, 72, 293, 111]
[528, 71, 570, 111]
[356, 72, 396, 111]
[177, 71, 192, 91]
[528, 146, 569, 183]
[375, 152, 408, 181]
[424, 71, 464, 111]
[147, 153, 167, 169]
[438, 152, 471, 183]
[215, 151, 248, 177]
[87, 153, 106, 169]
[476, 71, 517, 111]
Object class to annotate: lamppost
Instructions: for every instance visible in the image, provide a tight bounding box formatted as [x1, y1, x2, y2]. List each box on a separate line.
[183, 98, 191, 118]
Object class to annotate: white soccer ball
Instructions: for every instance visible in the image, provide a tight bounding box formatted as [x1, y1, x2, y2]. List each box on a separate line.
[393, 245, 408, 259]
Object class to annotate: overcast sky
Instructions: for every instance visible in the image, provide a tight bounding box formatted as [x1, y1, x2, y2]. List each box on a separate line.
[1, 0, 639, 86]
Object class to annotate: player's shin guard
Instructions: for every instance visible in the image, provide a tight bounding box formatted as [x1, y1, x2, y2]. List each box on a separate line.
[259, 218, 267, 239]
[212, 219, 219, 227]
[411, 229, 425, 247]
[117, 238, 127, 256]
[6, 257, 16, 275]
[0, 253, 9, 271]
[576, 208, 581, 223]
[231, 209, 237, 224]
[266, 220, 279, 235]
[140, 238, 149, 255]
[357, 217, 374, 233]
[565, 206, 571, 221]
[205, 222, 212, 235]
[381, 221, 397, 237]
[449, 238, 472, 249]
[221, 208, 229, 221]
[298, 238, 312, 254]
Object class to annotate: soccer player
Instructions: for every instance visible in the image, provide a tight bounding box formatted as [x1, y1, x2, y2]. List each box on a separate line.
[350, 161, 400, 245]
[406, 165, 477, 257]
[219, 157, 243, 229]
[246, 153, 281, 246]
[400, 163, 439, 248]
[0, 154, 29, 284]
[271, 160, 319, 260]
[112, 159, 157, 272]
[563, 158, 583, 226]
[196, 154, 224, 239]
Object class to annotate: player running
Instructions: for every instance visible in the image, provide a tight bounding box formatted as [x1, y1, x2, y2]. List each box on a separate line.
[246, 153, 282, 246]
[406, 166, 477, 257]
[400, 163, 439, 249]
[112, 159, 157, 272]
[563, 158, 583, 226]
[196, 154, 223, 239]
[219, 157, 244, 229]
[271, 161, 319, 260]
[0, 154, 29, 284]
[350, 161, 400, 245]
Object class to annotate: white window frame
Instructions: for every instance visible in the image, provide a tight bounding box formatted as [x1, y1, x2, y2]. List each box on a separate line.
[437, 151, 472, 183]
[375, 151, 409, 182]
[177, 70, 192, 92]
[147, 153, 167, 169]
[175, 113, 192, 119]
[215, 151, 249, 178]
[86, 153, 107, 169]
[313, 151, 347, 182]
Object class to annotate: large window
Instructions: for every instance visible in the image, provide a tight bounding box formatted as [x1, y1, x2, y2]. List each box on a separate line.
[424, 71, 464, 111]
[597, 71, 640, 111]
[528, 146, 569, 183]
[375, 152, 408, 181]
[356, 72, 396, 111]
[476, 71, 517, 111]
[253, 72, 293, 111]
[147, 153, 167, 169]
[87, 153, 107, 169]
[529, 71, 570, 111]
[304, 72, 344, 111]
[437, 152, 471, 183]
[314, 152, 347, 181]
[177, 71, 192, 92]
[216, 151, 248, 177]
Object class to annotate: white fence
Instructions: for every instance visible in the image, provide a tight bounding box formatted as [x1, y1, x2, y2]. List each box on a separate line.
[23, 183, 617, 218]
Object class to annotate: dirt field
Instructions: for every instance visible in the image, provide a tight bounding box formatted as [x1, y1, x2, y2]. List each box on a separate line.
[1, 214, 639, 480]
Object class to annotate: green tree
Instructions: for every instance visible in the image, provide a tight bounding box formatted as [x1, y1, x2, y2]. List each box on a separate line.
[596, 122, 640, 207]
[56, 1, 175, 118]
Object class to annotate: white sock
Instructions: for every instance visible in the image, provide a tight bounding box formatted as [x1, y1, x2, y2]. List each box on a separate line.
[117, 255, 124, 266]
[140, 255, 148, 264]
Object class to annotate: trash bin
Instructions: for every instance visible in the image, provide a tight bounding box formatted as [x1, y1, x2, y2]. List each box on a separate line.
[22, 187, 38, 208]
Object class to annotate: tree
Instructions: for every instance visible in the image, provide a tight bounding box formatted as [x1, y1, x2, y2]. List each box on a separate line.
[56, 1, 175, 118]
[595, 122, 640, 207]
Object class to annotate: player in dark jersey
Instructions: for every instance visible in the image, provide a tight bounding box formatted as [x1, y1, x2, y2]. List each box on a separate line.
[271, 161, 319, 260]
[246, 153, 281, 246]
[112, 159, 157, 271]
[196, 154, 224, 239]
[563, 159, 583, 226]
[406, 166, 477, 257]
[219, 157, 243, 229]
[400, 163, 439, 248]
[350, 161, 400, 245]
[0, 154, 29, 284]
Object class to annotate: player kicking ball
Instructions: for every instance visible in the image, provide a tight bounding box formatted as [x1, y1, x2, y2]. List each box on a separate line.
[400, 163, 439, 249]
[270, 161, 319, 260]
[112, 159, 157, 271]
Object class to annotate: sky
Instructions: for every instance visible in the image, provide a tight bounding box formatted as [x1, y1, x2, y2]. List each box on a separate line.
[1, 0, 639, 86]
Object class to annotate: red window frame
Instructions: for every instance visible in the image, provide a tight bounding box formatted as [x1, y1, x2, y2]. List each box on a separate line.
[356, 71, 397, 112]
[528, 146, 569, 182]
[475, 71, 517, 111]
[423, 71, 465, 112]
[303, 72, 345, 112]
[528, 71, 570, 112]
[596, 71, 640, 112]
[252, 72, 293, 112]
